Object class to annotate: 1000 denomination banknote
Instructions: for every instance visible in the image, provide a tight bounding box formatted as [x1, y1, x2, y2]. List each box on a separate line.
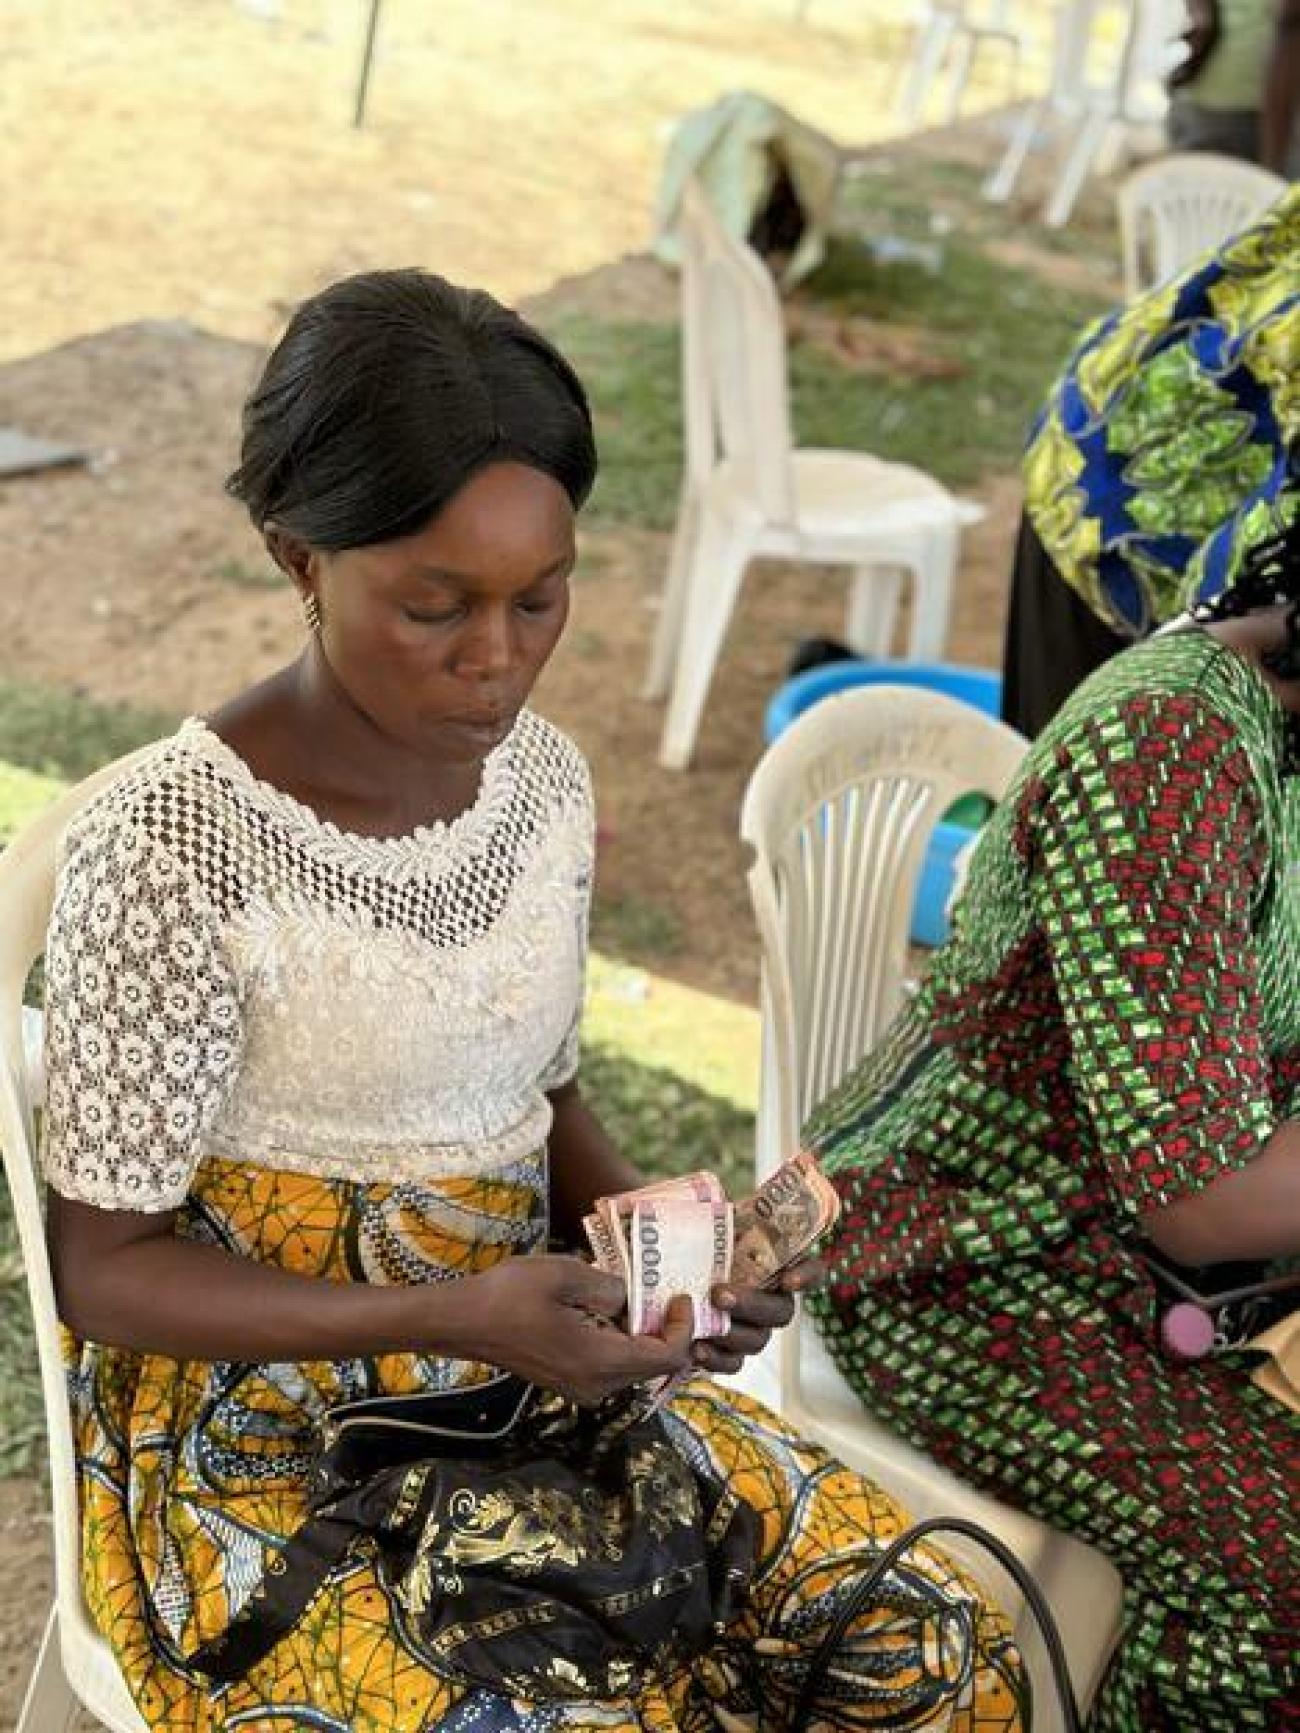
[586, 1155, 839, 1358]
[728, 1152, 840, 1289]
[628, 1198, 733, 1339]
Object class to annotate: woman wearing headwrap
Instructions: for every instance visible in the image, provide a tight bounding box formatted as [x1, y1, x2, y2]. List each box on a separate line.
[1002, 183, 1298, 737]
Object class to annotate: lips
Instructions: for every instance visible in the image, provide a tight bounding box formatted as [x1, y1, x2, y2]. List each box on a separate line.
[453, 709, 515, 740]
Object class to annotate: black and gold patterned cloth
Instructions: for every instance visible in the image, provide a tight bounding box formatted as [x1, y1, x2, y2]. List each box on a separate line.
[190, 1377, 760, 1702]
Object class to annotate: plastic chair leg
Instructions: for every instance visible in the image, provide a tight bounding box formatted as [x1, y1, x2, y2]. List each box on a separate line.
[985, 96, 1045, 202]
[904, 527, 957, 662]
[1003, 38, 1022, 105]
[16, 1608, 79, 1733]
[1093, 113, 1129, 178]
[943, 30, 977, 126]
[845, 565, 904, 660]
[643, 485, 701, 702]
[658, 511, 754, 770]
[1045, 105, 1112, 227]
[897, 16, 957, 126]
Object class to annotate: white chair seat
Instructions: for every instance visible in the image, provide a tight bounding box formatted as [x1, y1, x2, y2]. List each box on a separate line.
[786, 448, 981, 542]
[727, 1327, 1122, 1729]
[703, 448, 980, 549]
[791, 1329, 1123, 1728]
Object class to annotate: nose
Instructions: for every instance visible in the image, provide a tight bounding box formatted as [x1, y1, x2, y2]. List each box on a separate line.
[456, 605, 515, 681]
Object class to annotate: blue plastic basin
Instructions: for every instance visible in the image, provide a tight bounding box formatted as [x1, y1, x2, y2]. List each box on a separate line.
[763, 661, 1002, 947]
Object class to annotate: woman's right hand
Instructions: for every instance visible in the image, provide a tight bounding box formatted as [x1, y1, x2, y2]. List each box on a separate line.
[451, 1256, 694, 1405]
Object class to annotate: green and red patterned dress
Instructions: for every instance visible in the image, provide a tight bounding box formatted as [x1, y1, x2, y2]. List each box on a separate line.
[806, 628, 1300, 1732]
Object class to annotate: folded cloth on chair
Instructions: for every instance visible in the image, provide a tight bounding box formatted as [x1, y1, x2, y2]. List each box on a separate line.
[653, 91, 841, 289]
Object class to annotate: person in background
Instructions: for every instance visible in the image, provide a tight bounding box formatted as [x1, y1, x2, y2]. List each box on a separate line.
[1001, 183, 1298, 737]
[1170, 0, 1300, 172]
[809, 507, 1300, 1731]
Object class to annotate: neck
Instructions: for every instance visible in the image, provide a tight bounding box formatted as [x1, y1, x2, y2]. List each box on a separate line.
[286, 646, 486, 823]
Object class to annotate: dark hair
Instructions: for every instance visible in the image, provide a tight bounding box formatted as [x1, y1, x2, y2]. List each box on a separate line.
[226, 269, 596, 549]
[1194, 485, 1300, 677]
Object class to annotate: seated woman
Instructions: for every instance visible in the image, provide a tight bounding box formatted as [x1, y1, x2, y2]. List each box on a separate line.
[808, 508, 1300, 1730]
[41, 269, 1024, 1732]
[1001, 183, 1298, 737]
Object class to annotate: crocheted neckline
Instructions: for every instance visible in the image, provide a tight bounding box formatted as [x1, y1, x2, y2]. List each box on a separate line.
[176, 714, 521, 867]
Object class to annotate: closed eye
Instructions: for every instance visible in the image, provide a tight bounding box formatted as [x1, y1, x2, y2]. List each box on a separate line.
[403, 605, 464, 626]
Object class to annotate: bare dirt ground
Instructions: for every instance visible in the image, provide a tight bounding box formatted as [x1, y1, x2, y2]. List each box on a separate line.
[0, 3, 1121, 1715]
[4, 0, 939, 366]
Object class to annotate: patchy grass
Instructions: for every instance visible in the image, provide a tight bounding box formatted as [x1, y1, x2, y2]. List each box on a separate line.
[0, 1253, 44, 1477]
[794, 232, 1108, 478]
[0, 762, 66, 844]
[544, 314, 683, 531]
[584, 953, 758, 1112]
[0, 678, 179, 782]
[592, 893, 684, 961]
[581, 1045, 755, 1202]
[0, 760, 62, 1477]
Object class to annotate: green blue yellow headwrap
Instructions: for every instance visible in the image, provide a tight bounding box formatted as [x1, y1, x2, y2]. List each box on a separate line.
[1024, 185, 1300, 639]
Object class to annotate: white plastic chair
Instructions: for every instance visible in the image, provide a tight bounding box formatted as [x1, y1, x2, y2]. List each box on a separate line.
[897, 1, 1027, 128]
[987, 0, 1180, 227]
[644, 182, 983, 771]
[2, 748, 159, 1733]
[1117, 151, 1288, 295]
[739, 686, 1124, 1728]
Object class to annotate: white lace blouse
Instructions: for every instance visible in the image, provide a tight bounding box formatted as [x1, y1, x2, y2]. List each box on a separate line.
[40, 711, 594, 1212]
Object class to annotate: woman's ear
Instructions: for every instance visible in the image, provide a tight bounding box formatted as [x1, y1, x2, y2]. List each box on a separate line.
[264, 526, 314, 593]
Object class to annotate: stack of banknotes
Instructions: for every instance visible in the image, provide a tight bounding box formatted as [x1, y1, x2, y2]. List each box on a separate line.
[583, 1152, 841, 1341]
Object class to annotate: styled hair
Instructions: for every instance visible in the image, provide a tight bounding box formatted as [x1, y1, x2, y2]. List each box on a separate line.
[1195, 485, 1300, 677]
[226, 269, 596, 549]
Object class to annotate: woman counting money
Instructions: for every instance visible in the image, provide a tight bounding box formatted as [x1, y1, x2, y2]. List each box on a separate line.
[41, 270, 1025, 1732]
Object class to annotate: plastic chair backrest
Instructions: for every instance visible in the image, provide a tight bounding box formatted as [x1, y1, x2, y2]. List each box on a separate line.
[677, 180, 797, 525]
[0, 747, 160, 1638]
[1118, 152, 1288, 295]
[741, 686, 1026, 1170]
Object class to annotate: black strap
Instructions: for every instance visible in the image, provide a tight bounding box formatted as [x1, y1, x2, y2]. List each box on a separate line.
[188, 1509, 365, 1684]
[789, 1516, 1084, 1733]
[190, 1455, 456, 1683]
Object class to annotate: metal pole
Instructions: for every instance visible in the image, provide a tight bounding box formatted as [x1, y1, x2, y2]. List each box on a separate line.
[354, 0, 383, 128]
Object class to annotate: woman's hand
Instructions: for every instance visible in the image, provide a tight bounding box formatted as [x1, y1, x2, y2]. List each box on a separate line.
[452, 1255, 694, 1405]
[690, 1258, 825, 1377]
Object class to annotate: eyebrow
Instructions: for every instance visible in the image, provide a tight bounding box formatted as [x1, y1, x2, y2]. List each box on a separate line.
[416, 553, 576, 587]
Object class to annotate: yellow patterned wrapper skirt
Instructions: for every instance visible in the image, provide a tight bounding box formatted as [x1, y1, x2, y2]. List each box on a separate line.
[69, 1151, 1026, 1731]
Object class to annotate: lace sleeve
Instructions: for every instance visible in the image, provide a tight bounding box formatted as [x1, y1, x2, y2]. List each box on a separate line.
[41, 815, 244, 1212]
[537, 763, 595, 1095]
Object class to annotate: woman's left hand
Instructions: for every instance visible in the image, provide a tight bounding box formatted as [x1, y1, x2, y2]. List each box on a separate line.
[690, 1258, 825, 1376]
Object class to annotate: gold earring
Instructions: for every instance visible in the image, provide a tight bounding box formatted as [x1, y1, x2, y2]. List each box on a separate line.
[303, 592, 322, 635]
